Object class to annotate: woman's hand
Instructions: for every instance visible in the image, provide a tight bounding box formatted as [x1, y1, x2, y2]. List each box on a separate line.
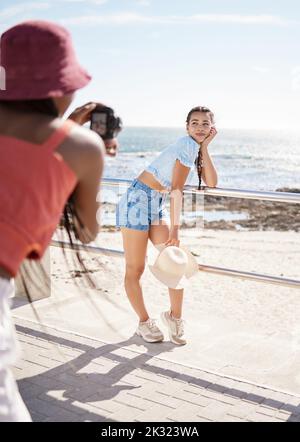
[202, 127, 218, 147]
[67, 102, 101, 126]
[164, 228, 180, 247]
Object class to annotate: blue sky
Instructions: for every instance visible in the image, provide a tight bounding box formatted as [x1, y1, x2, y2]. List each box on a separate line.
[1, 0, 300, 129]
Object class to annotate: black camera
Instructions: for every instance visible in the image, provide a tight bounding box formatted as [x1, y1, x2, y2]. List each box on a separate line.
[90, 105, 122, 141]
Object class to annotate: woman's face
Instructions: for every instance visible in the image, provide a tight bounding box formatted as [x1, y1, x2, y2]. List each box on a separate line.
[186, 111, 213, 144]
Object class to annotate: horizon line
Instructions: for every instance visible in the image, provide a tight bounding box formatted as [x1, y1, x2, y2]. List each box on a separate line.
[119, 125, 300, 132]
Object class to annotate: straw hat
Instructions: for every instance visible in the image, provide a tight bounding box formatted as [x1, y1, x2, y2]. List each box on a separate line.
[148, 243, 198, 289]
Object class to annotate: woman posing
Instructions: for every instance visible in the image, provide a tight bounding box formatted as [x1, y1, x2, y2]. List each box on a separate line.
[116, 106, 218, 345]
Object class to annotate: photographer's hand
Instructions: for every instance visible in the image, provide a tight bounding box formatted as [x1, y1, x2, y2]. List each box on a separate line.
[67, 102, 103, 126]
[68, 102, 120, 157]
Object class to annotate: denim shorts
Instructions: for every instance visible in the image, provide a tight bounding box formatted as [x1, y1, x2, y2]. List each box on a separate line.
[116, 178, 169, 231]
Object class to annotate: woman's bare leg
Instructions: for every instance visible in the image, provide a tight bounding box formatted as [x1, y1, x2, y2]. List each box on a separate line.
[120, 227, 149, 322]
[149, 221, 184, 318]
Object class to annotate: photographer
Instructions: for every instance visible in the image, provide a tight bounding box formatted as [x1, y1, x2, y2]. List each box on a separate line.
[68, 101, 121, 158]
[0, 19, 121, 421]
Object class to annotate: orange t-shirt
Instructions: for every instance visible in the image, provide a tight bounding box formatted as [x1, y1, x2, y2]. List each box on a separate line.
[0, 119, 78, 276]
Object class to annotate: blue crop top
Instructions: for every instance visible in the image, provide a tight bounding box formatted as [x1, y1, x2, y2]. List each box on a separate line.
[144, 135, 199, 191]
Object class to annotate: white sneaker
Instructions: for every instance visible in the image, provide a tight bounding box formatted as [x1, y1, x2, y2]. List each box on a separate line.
[136, 318, 164, 343]
[161, 311, 187, 345]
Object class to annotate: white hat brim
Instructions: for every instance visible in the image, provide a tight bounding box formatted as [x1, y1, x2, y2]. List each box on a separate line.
[179, 245, 199, 278]
[148, 243, 198, 279]
[148, 265, 190, 289]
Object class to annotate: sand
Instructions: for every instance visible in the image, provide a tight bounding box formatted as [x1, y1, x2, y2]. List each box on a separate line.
[12, 226, 300, 394]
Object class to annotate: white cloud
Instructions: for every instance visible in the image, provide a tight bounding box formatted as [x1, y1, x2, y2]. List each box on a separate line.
[60, 12, 153, 25]
[61, 0, 107, 4]
[190, 14, 288, 25]
[0, 6, 293, 28]
[60, 13, 295, 26]
[0, 0, 108, 16]
[0, 2, 50, 21]
[136, 0, 151, 6]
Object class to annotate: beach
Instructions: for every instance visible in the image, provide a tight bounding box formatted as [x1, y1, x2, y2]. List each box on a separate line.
[11, 179, 300, 421]
[4, 5, 300, 420]
[11, 127, 300, 405]
[12, 164, 300, 396]
[13, 224, 300, 394]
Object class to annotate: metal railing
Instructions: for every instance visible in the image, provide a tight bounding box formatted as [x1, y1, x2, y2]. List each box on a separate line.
[51, 178, 300, 289]
[103, 177, 300, 203]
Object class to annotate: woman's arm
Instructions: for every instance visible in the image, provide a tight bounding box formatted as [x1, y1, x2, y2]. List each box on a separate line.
[200, 128, 218, 187]
[164, 160, 191, 247]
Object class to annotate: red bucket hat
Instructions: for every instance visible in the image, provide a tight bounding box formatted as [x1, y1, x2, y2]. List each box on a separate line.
[0, 20, 91, 100]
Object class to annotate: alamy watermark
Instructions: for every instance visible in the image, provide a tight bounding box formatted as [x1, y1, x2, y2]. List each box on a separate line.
[0, 65, 6, 90]
[98, 183, 205, 231]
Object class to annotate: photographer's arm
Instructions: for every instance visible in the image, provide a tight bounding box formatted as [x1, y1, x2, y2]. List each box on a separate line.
[72, 136, 105, 243]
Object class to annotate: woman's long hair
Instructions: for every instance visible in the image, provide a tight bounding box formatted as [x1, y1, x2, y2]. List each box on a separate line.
[0, 98, 59, 117]
[186, 106, 215, 190]
[0, 98, 102, 302]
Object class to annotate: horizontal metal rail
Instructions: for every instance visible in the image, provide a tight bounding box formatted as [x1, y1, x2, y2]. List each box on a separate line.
[198, 264, 300, 289]
[194, 186, 300, 204]
[51, 179, 299, 289]
[50, 240, 300, 289]
[102, 177, 300, 204]
[51, 240, 124, 257]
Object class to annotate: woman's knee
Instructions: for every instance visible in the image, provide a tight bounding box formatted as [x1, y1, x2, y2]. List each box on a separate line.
[125, 264, 145, 282]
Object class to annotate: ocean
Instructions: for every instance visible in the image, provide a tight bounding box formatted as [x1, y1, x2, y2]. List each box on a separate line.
[100, 127, 300, 226]
[103, 127, 300, 192]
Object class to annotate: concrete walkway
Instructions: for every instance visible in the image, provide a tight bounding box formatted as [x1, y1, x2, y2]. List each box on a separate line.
[13, 318, 300, 422]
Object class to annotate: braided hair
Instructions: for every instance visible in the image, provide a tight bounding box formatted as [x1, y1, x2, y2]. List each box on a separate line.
[186, 106, 215, 190]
